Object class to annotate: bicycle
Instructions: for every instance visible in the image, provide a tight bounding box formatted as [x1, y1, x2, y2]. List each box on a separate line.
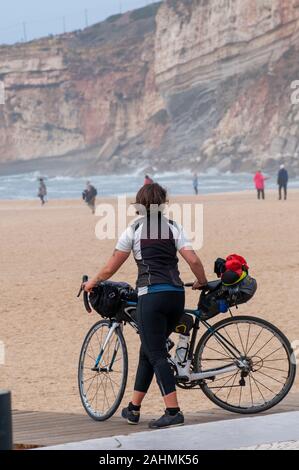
[77, 275, 296, 421]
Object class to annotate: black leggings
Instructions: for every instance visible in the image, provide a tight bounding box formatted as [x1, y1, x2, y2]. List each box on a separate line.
[257, 189, 265, 200]
[134, 291, 185, 397]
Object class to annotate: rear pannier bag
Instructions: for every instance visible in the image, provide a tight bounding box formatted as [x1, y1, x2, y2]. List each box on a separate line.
[198, 275, 257, 319]
[89, 281, 137, 318]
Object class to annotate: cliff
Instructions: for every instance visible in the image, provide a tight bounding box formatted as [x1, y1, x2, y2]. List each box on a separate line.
[0, 0, 299, 175]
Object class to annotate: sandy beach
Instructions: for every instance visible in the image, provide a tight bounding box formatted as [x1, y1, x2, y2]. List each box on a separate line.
[1, 190, 299, 416]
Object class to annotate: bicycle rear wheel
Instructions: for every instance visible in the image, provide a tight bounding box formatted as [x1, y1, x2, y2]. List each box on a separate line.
[194, 315, 296, 414]
[78, 319, 128, 421]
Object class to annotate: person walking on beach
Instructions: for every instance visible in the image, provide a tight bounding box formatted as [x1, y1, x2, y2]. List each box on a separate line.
[84, 183, 208, 429]
[277, 164, 288, 200]
[144, 174, 153, 185]
[82, 181, 97, 214]
[193, 173, 198, 195]
[254, 170, 267, 200]
[37, 178, 47, 206]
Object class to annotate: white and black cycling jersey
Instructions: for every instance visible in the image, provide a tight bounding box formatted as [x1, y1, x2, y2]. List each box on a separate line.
[116, 214, 192, 290]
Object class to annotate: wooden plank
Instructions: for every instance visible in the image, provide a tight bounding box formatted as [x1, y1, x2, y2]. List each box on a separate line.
[13, 393, 299, 447]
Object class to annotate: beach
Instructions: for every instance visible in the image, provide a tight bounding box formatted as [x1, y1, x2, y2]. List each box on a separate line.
[1, 190, 299, 415]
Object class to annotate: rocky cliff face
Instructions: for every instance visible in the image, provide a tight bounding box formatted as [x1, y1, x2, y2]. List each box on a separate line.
[0, 0, 299, 175]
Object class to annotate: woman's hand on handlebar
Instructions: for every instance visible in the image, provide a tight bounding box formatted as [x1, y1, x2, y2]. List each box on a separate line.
[83, 278, 97, 292]
[192, 279, 208, 290]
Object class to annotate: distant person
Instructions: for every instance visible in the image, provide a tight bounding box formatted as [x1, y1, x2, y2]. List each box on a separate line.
[144, 175, 153, 185]
[37, 178, 47, 206]
[82, 181, 97, 214]
[277, 164, 288, 200]
[193, 173, 198, 195]
[254, 170, 267, 200]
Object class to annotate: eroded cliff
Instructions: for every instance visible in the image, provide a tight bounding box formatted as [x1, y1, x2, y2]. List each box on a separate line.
[0, 0, 299, 175]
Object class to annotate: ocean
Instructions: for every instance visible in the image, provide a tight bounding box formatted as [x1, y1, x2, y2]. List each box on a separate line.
[0, 170, 298, 200]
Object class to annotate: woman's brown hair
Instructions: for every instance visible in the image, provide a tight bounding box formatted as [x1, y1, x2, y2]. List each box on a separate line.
[135, 183, 168, 214]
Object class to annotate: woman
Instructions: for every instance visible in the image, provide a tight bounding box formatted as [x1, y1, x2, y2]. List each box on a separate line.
[254, 170, 267, 200]
[84, 183, 208, 429]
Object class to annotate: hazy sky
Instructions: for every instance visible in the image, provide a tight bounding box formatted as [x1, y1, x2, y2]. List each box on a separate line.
[0, 0, 158, 45]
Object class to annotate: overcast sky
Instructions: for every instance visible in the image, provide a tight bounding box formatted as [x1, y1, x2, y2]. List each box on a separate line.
[0, 0, 158, 45]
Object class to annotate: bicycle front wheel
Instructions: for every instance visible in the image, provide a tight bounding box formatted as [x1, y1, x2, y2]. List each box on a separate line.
[78, 319, 128, 421]
[194, 315, 296, 414]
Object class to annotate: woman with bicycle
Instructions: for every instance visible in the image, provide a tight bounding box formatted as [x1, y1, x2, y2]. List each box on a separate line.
[84, 183, 208, 428]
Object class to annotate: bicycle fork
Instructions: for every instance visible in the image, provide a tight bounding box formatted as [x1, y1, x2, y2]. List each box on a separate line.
[92, 322, 121, 371]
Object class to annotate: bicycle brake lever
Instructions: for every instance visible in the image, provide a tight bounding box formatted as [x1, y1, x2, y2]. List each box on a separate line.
[77, 275, 89, 298]
[77, 285, 83, 297]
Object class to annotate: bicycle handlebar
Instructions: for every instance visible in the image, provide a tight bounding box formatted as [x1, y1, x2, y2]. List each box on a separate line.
[78, 278, 209, 314]
[77, 275, 92, 313]
[184, 282, 210, 291]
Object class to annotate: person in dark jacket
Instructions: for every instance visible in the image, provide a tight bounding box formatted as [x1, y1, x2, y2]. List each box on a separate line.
[193, 173, 198, 195]
[37, 178, 47, 206]
[82, 181, 97, 214]
[277, 165, 288, 200]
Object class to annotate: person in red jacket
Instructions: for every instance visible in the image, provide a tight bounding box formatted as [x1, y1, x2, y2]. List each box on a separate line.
[254, 171, 267, 200]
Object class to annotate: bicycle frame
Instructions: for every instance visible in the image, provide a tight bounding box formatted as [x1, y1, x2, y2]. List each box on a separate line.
[93, 304, 247, 382]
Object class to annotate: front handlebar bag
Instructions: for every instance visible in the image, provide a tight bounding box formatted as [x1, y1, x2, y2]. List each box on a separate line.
[89, 281, 134, 318]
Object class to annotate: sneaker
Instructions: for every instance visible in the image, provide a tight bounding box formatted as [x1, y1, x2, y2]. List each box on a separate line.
[121, 406, 140, 425]
[148, 410, 184, 429]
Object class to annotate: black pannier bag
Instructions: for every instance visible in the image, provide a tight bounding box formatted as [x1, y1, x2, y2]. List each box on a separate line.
[198, 275, 257, 319]
[89, 281, 137, 318]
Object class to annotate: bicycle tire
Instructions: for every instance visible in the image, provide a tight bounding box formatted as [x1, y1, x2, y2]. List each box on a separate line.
[78, 319, 128, 421]
[193, 315, 296, 414]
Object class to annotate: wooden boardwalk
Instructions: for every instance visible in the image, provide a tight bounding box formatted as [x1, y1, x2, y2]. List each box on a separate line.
[13, 392, 299, 448]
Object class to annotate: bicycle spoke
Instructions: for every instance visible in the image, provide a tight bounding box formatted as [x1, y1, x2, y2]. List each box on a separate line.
[245, 323, 251, 355]
[83, 374, 98, 383]
[95, 329, 103, 349]
[86, 351, 96, 362]
[101, 374, 109, 414]
[204, 345, 231, 359]
[255, 364, 288, 373]
[214, 372, 239, 395]
[222, 327, 240, 354]
[89, 376, 102, 406]
[95, 375, 99, 411]
[260, 345, 284, 362]
[250, 373, 266, 403]
[250, 374, 276, 395]
[235, 322, 246, 356]
[207, 371, 238, 384]
[255, 369, 286, 385]
[85, 374, 97, 395]
[251, 334, 276, 358]
[89, 339, 98, 363]
[262, 358, 288, 362]
[105, 374, 117, 400]
[246, 327, 264, 356]
[226, 372, 238, 401]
